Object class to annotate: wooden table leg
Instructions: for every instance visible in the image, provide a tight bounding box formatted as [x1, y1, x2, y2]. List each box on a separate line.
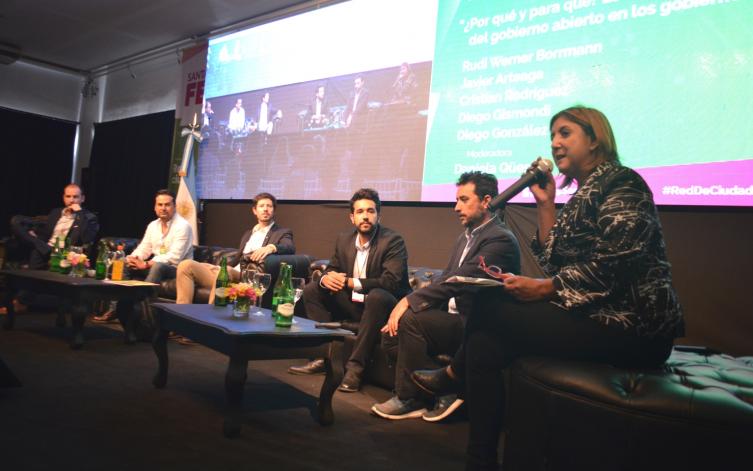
[317, 339, 345, 426]
[152, 328, 169, 388]
[69, 302, 88, 350]
[116, 299, 138, 345]
[223, 356, 248, 438]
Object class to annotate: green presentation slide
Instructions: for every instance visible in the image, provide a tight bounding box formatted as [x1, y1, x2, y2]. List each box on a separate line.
[423, 0, 752, 204]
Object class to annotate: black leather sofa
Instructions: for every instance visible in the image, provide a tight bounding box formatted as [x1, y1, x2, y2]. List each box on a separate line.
[503, 348, 753, 470]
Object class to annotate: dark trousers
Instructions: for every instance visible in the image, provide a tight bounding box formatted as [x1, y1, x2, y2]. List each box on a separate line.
[464, 289, 674, 471]
[302, 281, 397, 374]
[382, 307, 464, 400]
[10, 215, 51, 269]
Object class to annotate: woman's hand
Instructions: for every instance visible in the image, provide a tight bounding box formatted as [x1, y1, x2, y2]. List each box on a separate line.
[502, 274, 556, 302]
[531, 171, 557, 245]
[530, 171, 556, 206]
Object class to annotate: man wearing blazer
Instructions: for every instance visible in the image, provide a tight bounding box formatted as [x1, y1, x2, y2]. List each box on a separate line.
[10, 183, 99, 269]
[174, 192, 295, 304]
[373, 172, 520, 421]
[288, 188, 410, 393]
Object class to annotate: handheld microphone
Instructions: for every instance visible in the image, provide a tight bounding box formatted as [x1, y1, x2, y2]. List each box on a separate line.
[489, 157, 554, 210]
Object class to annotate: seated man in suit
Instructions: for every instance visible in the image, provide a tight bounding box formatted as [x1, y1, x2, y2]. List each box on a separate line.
[307, 85, 329, 129]
[93, 189, 193, 323]
[5, 183, 100, 314]
[288, 188, 410, 393]
[10, 183, 99, 270]
[344, 76, 369, 131]
[372, 172, 520, 421]
[174, 192, 295, 306]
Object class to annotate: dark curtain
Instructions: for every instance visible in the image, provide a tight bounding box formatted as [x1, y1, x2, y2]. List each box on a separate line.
[0, 107, 76, 237]
[87, 110, 175, 239]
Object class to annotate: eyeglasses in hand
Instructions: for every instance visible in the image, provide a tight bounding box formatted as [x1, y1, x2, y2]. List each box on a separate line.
[478, 255, 507, 280]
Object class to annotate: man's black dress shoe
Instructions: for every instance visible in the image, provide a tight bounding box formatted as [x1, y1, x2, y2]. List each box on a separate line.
[338, 370, 362, 393]
[411, 367, 462, 395]
[288, 358, 326, 375]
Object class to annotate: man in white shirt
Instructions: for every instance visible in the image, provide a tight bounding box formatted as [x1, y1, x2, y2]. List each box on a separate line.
[126, 189, 193, 282]
[227, 98, 246, 133]
[175, 192, 294, 305]
[92, 190, 192, 323]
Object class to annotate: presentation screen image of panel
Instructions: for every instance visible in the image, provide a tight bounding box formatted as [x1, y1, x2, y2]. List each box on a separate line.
[199, 0, 753, 206]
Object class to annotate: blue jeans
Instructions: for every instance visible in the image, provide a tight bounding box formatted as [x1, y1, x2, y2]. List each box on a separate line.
[142, 262, 177, 283]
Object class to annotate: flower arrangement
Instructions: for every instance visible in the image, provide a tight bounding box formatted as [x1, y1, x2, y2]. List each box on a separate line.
[228, 282, 257, 318]
[66, 252, 90, 268]
[227, 283, 257, 303]
[64, 251, 90, 277]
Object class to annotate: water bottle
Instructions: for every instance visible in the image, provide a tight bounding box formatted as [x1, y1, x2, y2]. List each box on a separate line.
[273, 264, 294, 327]
[95, 241, 108, 280]
[214, 256, 229, 307]
[270, 262, 289, 313]
[110, 243, 126, 281]
[49, 236, 61, 272]
[58, 237, 71, 274]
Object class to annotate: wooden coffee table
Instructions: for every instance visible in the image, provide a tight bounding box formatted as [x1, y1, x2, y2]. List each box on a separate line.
[1, 269, 157, 349]
[150, 302, 353, 438]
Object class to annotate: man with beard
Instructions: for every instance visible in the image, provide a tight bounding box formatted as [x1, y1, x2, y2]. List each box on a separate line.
[175, 192, 294, 305]
[372, 172, 520, 421]
[288, 188, 410, 393]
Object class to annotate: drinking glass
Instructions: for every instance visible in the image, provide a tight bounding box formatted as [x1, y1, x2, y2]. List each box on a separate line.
[242, 268, 257, 285]
[104, 251, 115, 280]
[251, 272, 271, 317]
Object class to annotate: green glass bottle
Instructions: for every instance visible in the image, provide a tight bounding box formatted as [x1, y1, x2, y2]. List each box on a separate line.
[270, 262, 289, 313]
[214, 256, 229, 307]
[95, 241, 107, 280]
[58, 236, 71, 274]
[274, 263, 294, 327]
[49, 236, 61, 272]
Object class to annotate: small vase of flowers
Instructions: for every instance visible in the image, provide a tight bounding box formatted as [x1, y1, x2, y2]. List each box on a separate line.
[228, 282, 257, 318]
[66, 252, 90, 277]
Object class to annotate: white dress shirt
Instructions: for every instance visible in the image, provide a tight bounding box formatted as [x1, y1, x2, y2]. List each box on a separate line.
[131, 213, 194, 266]
[233, 223, 273, 271]
[48, 211, 76, 246]
[350, 234, 373, 302]
[228, 107, 246, 132]
[258, 102, 269, 133]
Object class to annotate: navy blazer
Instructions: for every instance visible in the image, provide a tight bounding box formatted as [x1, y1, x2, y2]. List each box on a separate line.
[228, 223, 295, 268]
[324, 224, 410, 298]
[407, 216, 520, 316]
[42, 207, 100, 247]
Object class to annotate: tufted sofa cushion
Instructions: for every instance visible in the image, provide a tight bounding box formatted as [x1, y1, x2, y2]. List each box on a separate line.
[502, 348, 753, 470]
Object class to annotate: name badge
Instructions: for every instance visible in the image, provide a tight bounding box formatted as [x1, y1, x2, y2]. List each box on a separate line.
[351, 291, 365, 303]
[159, 245, 168, 255]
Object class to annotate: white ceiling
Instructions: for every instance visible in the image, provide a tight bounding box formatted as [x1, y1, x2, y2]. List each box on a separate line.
[0, 0, 320, 74]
